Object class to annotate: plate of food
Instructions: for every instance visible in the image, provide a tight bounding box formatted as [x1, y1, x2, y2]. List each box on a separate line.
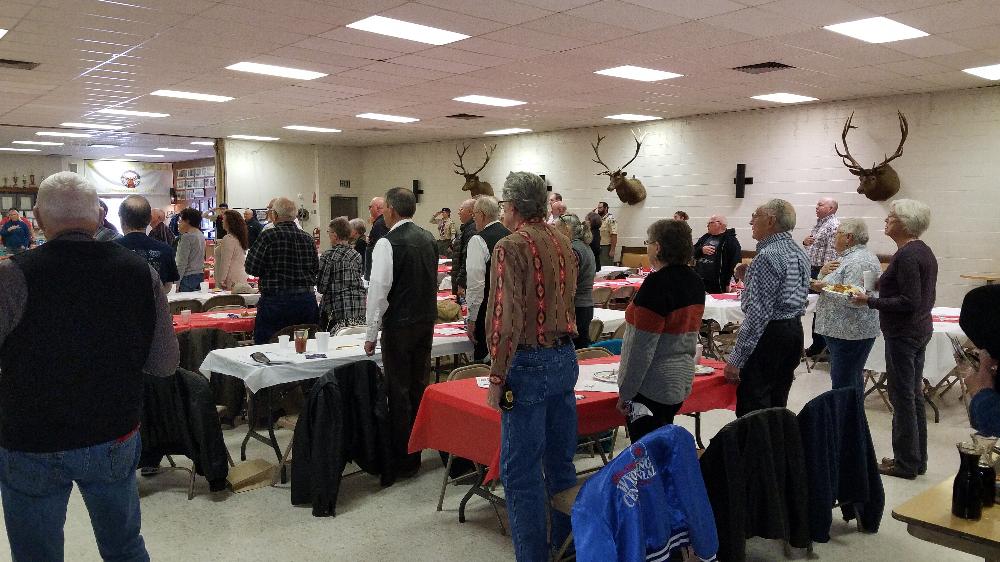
[823, 283, 864, 297]
[592, 370, 618, 383]
[239, 310, 256, 318]
[695, 365, 716, 376]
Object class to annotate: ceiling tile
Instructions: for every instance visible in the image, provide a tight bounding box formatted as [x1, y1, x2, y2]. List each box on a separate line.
[700, 8, 817, 39]
[513, 0, 598, 10]
[891, 0, 1000, 34]
[478, 26, 592, 52]
[938, 25, 1000, 51]
[198, 4, 338, 36]
[845, 0, 951, 14]
[389, 53, 483, 74]
[319, 27, 434, 55]
[378, 2, 509, 35]
[414, 0, 554, 25]
[519, 13, 636, 43]
[566, 1, 688, 32]
[601, 21, 758, 55]
[220, 0, 367, 26]
[416, 46, 513, 68]
[624, 0, 746, 19]
[757, 0, 878, 27]
[872, 58, 955, 77]
[292, 37, 404, 62]
[885, 36, 970, 58]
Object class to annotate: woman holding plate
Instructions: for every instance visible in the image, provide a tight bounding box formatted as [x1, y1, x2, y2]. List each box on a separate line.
[810, 218, 882, 395]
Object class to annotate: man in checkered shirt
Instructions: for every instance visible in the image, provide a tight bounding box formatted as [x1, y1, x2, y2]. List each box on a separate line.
[803, 198, 840, 357]
[245, 197, 319, 344]
[724, 199, 810, 416]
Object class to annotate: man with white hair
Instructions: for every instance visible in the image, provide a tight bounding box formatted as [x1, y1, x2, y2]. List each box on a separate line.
[148, 207, 174, 246]
[725, 199, 810, 416]
[451, 198, 478, 297]
[693, 214, 742, 294]
[464, 196, 510, 361]
[804, 197, 840, 357]
[243, 208, 263, 247]
[245, 196, 319, 344]
[0, 172, 178, 561]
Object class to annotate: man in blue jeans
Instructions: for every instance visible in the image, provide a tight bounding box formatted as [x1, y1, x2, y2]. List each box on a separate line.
[0, 172, 179, 561]
[486, 171, 580, 561]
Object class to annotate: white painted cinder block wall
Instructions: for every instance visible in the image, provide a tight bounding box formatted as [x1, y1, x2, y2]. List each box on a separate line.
[358, 87, 1000, 307]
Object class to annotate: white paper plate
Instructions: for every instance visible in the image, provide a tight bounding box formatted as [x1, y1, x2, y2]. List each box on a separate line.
[592, 370, 618, 383]
[695, 365, 716, 376]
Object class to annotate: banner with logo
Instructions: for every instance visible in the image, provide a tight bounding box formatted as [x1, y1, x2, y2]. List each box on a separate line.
[84, 160, 172, 195]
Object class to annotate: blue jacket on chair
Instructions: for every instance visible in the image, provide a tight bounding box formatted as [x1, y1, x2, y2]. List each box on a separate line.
[571, 425, 718, 562]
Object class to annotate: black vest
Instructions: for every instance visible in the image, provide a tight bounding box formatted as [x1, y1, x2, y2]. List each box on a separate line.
[383, 221, 438, 329]
[477, 221, 511, 318]
[1, 239, 155, 452]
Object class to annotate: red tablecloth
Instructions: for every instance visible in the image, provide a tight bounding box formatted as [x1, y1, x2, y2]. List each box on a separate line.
[593, 278, 644, 290]
[709, 293, 740, 301]
[408, 355, 735, 482]
[173, 308, 256, 334]
[438, 265, 452, 274]
[932, 315, 959, 323]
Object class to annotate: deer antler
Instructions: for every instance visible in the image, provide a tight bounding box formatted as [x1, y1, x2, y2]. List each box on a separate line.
[468, 143, 496, 177]
[619, 129, 646, 172]
[453, 143, 471, 176]
[874, 110, 908, 170]
[591, 134, 612, 176]
[834, 111, 865, 172]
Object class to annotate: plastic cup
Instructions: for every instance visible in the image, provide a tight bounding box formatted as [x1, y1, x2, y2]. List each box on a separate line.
[315, 332, 330, 352]
[278, 334, 290, 349]
[294, 329, 308, 354]
[694, 343, 703, 367]
[200, 281, 209, 292]
[180, 309, 191, 325]
[863, 270, 877, 292]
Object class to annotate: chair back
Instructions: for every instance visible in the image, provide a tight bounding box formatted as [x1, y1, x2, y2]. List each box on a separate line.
[609, 285, 636, 310]
[588, 319, 604, 342]
[203, 294, 246, 310]
[589, 339, 622, 356]
[270, 324, 321, 343]
[335, 325, 368, 336]
[206, 304, 244, 312]
[447, 364, 490, 381]
[592, 286, 613, 308]
[576, 347, 612, 361]
[620, 253, 649, 269]
[170, 299, 203, 315]
[612, 322, 626, 340]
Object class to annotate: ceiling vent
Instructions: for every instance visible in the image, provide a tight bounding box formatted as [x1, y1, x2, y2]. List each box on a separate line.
[0, 59, 40, 70]
[732, 61, 794, 74]
[446, 113, 484, 120]
[359, 127, 394, 132]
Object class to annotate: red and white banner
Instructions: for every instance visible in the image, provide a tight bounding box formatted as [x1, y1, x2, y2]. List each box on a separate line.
[84, 160, 172, 195]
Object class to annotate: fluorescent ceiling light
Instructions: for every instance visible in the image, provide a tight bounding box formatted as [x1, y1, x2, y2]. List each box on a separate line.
[97, 108, 169, 117]
[124, 153, 164, 158]
[454, 95, 526, 107]
[356, 113, 419, 123]
[0, 29, 7, 41]
[963, 63, 1000, 80]
[190, 141, 215, 146]
[60, 122, 123, 130]
[824, 17, 928, 43]
[751, 93, 818, 104]
[89, 144, 118, 148]
[594, 65, 683, 82]
[605, 114, 662, 122]
[283, 125, 342, 133]
[13, 140, 63, 146]
[155, 147, 198, 153]
[346, 15, 469, 46]
[484, 128, 532, 135]
[0, 148, 40, 152]
[36, 131, 92, 138]
[150, 89, 234, 102]
[225, 61, 327, 80]
[228, 134, 280, 141]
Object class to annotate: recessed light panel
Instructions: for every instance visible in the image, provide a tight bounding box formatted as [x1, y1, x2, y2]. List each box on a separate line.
[963, 64, 1000, 80]
[225, 61, 327, 80]
[283, 125, 342, 133]
[13, 140, 64, 146]
[190, 141, 215, 146]
[751, 93, 819, 104]
[36, 131, 92, 138]
[605, 114, 662, 122]
[595, 65, 683, 82]
[824, 17, 928, 44]
[124, 153, 164, 158]
[89, 144, 118, 148]
[484, 128, 532, 135]
[347, 15, 469, 46]
[356, 113, 419, 123]
[97, 108, 169, 117]
[454, 95, 526, 107]
[150, 89, 234, 102]
[0, 148, 40, 152]
[60, 122, 123, 130]
[228, 134, 280, 141]
[0, 29, 8, 41]
[155, 148, 198, 153]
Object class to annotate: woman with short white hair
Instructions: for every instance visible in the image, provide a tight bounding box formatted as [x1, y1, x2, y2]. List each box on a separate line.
[853, 199, 937, 480]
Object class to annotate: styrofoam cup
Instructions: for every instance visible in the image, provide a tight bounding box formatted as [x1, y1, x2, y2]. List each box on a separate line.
[278, 334, 291, 349]
[863, 270, 877, 291]
[200, 281, 209, 292]
[315, 332, 330, 352]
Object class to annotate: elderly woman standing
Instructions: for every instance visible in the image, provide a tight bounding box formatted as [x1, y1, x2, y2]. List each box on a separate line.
[617, 219, 705, 442]
[811, 219, 881, 394]
[852, 199, 937, 480]
[555, 214, 596, 348]
[317, 217, 366, 333]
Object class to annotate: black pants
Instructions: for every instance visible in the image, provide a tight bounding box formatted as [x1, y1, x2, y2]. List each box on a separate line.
[574, 306, 594, 349]
[625, 393, 683, 443]
[886, 334, 932, 476]
[736, 318, 803, 417]
[254, 292, 320, 344]
[807, 265, 826, 353]
[381, 322, 434, 475]
[473, 308, 489, 362]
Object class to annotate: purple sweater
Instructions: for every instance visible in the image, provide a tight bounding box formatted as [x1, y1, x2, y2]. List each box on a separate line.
[868, 240, 937, 340]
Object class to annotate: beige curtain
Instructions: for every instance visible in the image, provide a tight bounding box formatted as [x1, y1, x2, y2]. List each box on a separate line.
[214, 138, 226, 205]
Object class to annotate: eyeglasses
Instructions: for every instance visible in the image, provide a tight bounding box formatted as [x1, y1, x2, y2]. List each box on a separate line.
[498, 200, 509, 209]
[643, 239, 656, 245]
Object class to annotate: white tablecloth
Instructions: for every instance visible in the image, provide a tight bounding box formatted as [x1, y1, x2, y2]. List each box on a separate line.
[864, 307, 965, 386]
[702, 294, 818, 326]
[593, 308, 626, 334]
[594, 266, 631, 280]
[200, 332, 473, 393]
[168, 290, 262, 306]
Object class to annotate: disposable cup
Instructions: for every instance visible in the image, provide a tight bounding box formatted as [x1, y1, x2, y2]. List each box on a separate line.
[863, 270, 877, 292]
[278, 334, 291, 349]
[180, 309, 191, 324]
[200, 281, 209, 292]
[315, 332, 330, 352]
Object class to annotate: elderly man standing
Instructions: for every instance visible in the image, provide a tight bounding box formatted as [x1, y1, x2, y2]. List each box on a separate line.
[464, 196, 510, 361]
[451, 198, 477, 297]
[243, 208, 263, 247]
[0, 172, 178, 561]
[693, 215, 741, 294]
[804, 197, 840, 357]
[365, 188, 438, 480]
[365, 196, 387, 280]
[245, 197, 319, 344]
[148, 207, 174, 246]
[725, 199, 810, 417]
[430, 207, 457, 257]
[487, 172, 579, 561]
[546, 192, 562, 224]
[117, 195, 180, 293]
[595, 200, 618, 266]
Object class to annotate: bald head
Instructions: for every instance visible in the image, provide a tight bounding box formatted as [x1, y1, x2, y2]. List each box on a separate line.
[119, 195, 152, 233]
[707, 214, 728, 236]
[369, 196, 385, 221]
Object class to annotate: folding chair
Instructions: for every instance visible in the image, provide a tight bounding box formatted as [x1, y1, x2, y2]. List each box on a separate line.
[437, 365, 492, 509]
[206, 304, 244, 312]
[552, 474, 595, 561]
[863, 370, 892, 411]
[169, 299, 203, 315]
[576, 347, 612, 361]
[592, 286, 613, 309]
[335, 325, 368, 336]
[588, 319, 604, 343]
[608, 285, 636, 311]
[611, 322, 626, 340]
[203, 294, 246, 310]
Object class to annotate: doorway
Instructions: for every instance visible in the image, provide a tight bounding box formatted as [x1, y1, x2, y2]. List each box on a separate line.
[330, 196, 358, 221]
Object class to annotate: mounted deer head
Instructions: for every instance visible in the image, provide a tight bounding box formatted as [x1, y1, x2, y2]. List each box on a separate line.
[591, 131, 647, 205]
[454, 143, 497, 197]
[834, 110, 908, 202]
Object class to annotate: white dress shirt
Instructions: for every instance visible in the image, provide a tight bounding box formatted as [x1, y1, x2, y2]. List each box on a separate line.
[464, 220, 500, 322]
[365, 218, 411, 342]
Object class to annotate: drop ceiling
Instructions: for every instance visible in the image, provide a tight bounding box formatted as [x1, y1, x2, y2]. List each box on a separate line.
[0, 0, 998, 160]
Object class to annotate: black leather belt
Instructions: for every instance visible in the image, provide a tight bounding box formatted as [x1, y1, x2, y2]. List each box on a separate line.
[517, 335, 572, 351]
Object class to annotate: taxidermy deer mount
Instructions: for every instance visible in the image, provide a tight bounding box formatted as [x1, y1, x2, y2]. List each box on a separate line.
[591, 130, 647, 205]
[454, 143, 497, 197]
[834, 110, 909, 202]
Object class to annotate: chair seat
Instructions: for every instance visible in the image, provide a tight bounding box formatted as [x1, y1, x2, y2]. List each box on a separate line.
[552, 474, 594, 515]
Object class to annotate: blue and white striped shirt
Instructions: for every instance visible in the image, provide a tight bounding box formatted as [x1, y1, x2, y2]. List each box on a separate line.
[729, 232, 810, 368]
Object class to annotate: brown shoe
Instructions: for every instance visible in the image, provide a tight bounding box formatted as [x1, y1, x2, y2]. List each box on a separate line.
[878, 458, 916, 479]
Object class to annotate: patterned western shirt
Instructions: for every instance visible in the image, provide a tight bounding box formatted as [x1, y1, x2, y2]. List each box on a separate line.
[244, 221, 318, 293]
[814, 244, 881, 341]
[316, 244, 366, 331]
[728, 231, 810, 369]
[806, 214, 840, 268]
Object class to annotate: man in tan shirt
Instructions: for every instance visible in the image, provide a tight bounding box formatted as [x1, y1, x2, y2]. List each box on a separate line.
[429, 207, 457, 257]
[486, 171, 579, 561]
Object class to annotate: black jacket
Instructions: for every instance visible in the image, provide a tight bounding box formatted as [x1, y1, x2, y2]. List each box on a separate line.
[693, 228, 741, 294]
[290, 360, 393, 517]
[797, 388, 884, 541]
[246, 217, 263, 248]
[139, 369, 230, 491]
[177, 328, 242, 418]
[451, 218, 477, 293]
[365, 215, 389, 280]
[700, 408, 811, 562]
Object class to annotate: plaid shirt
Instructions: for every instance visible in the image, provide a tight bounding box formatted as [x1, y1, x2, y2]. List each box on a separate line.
[245, 221, 318, 293]
[729, 232, 810, 368]
[316, 244, 366, 329]
[806, 214, 840, 268]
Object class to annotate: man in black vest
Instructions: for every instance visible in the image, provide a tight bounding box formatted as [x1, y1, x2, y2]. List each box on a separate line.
[364, 196, 388, 280]
[464, 196, 511, 361]
[364, 187, 438, 480]
[0, 172, 179, 561]
[451, 198, 477, 298]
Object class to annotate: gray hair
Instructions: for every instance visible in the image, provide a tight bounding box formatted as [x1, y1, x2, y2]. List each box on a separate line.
[348, 217, 366, 236]
[556, 213, 592, 244]
[837, 218, 869, 245]
[36, 172, 100, 226]
[328, 216, 352, 240]
[758, 199, 796, 232]
[502, 171, 547, 220]
[385, 187, 416, 218]
[272, 197, 296, 219]
[460, 198, 476, 212]
[473, 195, 501, 221]
[890, 198, 931, 237]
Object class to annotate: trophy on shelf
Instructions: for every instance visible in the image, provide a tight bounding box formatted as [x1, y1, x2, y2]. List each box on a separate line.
[29, 174, 35, 188]
[2, 177, 7, 189]
[21, 174, 27, 188]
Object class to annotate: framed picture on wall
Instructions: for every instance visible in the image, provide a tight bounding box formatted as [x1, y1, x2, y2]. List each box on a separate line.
[1, 196, 13, 209]
[193, 188, 205, 198]
[18, 196, 31, 209]
[178, 169, 188, 178]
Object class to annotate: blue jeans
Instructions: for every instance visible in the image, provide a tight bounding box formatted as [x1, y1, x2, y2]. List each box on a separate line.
[500, 343, 579, 562]
[825, 336, 876, 396]
[0, 432, 148, 562]
[254, 292, 319, 344]
[177, 273, 203, 292]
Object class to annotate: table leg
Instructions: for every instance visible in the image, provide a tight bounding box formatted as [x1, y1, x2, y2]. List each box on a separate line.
[458, 470, 506, 535]
[923, 379, 940, 424]
[238, 388, 285, 476]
